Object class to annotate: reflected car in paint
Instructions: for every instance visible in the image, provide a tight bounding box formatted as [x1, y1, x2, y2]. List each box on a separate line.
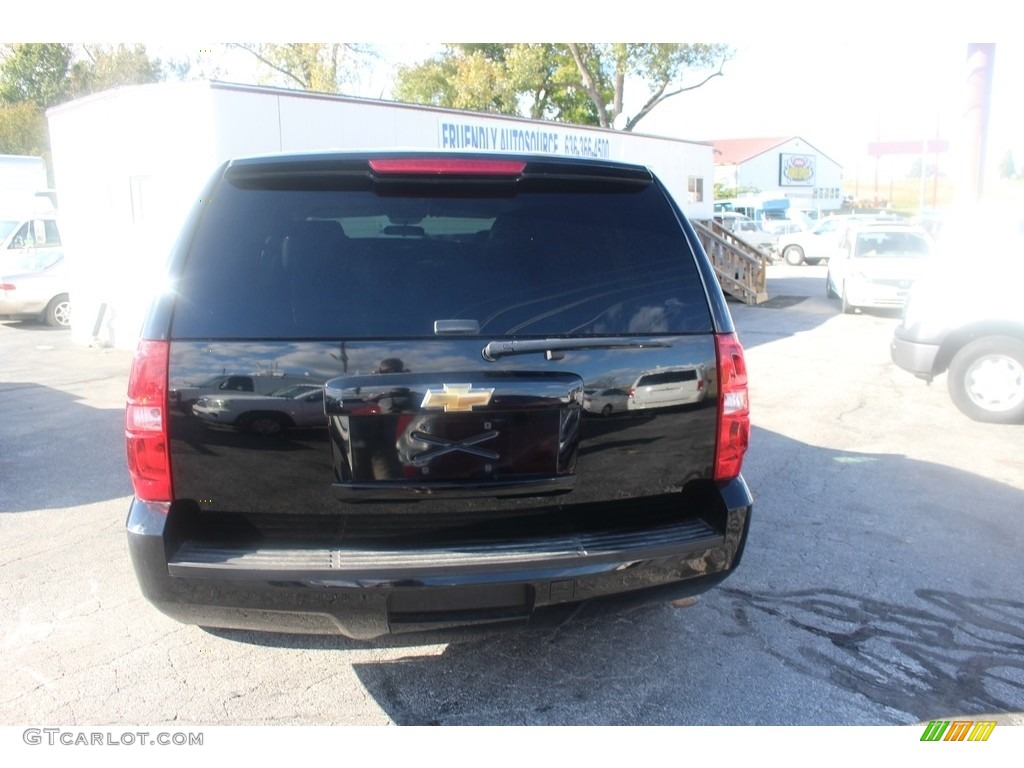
[627, 366, 707, 410]
[192, 383, 327, 436]
[582, 387, 630, 416]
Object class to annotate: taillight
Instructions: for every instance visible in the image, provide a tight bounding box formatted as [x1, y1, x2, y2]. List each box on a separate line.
[125, 340, 172, 503]
[1, 283, 14, 291]
[368, 158, 526, 176]
[714, 333, 750, 481]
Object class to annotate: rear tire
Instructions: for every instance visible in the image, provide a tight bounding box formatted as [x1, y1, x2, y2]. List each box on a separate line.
[826, 275, 838, 299]
[601, 404, 613, 416]
[44, 294, 71, 328]
[946, 337, 1024, 423]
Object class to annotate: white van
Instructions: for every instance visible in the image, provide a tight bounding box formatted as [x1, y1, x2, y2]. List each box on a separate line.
[1, 214, 62, 262]
[627, 366, 707, 410]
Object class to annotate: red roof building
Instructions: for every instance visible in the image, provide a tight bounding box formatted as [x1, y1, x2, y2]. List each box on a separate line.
[709, 136, 844, 212]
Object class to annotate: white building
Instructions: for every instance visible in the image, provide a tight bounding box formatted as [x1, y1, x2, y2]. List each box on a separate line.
[46, 80, 715, 348]
[710, 136, 844, 214]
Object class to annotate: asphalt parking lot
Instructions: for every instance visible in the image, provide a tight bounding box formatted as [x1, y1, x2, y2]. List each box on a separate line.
[1, 263, 1022, 726]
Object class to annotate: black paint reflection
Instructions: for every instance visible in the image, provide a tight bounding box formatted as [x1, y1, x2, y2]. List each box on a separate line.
[168, 338, 719, 516]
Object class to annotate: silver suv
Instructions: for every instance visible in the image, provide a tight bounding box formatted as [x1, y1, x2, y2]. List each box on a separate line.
[891, 205, 1024, 423]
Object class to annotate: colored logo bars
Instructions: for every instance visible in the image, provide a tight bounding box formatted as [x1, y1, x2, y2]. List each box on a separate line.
[920, 720, 996, 742]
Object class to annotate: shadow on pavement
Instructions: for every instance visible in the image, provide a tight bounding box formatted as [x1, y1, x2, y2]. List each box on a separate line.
[0, 382, 131, 513]
[205, 427, 1024, 725]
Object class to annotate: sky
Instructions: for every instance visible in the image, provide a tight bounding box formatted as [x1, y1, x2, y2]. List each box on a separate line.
[637, 40, 1022, 181]
[9, 1, 1023, 184]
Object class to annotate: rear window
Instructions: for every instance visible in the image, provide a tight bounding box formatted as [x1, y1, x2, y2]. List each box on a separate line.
[171, 173, 713, 339]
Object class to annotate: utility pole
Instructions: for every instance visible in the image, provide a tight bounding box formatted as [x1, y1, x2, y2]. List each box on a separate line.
[963, 44, 995, 200]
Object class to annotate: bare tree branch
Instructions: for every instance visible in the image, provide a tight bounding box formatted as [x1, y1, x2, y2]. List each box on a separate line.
[228, 43, 309, 89]
[623, 58, 727, 132]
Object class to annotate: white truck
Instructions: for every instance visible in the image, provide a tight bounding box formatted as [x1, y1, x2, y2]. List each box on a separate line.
[0, 155, 47, 201]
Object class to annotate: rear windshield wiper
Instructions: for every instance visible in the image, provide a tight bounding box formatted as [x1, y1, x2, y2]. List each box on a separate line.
[481, 337, 670, 362]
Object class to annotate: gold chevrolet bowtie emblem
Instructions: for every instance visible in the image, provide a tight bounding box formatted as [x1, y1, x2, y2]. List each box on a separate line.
[420, 383, 494, 412]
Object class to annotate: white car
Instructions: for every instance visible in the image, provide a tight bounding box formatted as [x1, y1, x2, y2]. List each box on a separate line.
[171, 373, 314, 412]
[778, 213, 904, 266]
[0, 251, 70, 327]
[627, 366, 707, 410]
[582, 387, 629, 416]
[826, 224, 932, 313]
[192, 384, 326, 435]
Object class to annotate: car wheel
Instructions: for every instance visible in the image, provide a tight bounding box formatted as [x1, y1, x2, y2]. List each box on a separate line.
[825, 273, 838, 299]
[44, 294, 71, 328]
[244, 413, 288, 436]
[805, 258, 822, 266]
[946, 337, 1024, 423]
[840, 283, 854, 314]
[783, 246, 805, 266]
[601, 403, 613, 416]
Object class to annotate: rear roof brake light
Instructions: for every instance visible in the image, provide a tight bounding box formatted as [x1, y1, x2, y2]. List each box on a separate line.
[369, 158, 526, 176]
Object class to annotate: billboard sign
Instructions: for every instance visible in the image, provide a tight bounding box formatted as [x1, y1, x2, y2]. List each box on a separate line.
[779, 153, 816, 186]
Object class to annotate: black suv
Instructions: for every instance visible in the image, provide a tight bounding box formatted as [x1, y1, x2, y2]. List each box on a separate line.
[125, 153, 753, 639]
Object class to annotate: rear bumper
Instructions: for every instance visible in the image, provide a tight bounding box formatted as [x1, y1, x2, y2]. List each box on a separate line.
[0, 296, 46, 316]
[126, 478, 753, 640]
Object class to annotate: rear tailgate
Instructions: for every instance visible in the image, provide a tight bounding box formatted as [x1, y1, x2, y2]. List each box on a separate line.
[168, 335, 718, 518]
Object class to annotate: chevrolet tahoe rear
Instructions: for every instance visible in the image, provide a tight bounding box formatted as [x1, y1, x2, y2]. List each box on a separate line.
[125, 153, 753, 639]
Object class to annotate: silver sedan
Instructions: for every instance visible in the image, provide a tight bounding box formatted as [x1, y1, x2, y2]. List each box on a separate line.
[0, 251, 70, 327]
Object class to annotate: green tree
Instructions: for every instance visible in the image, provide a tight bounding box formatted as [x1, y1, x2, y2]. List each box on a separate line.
[394, 43, 730, 131]
[0, 43, 166, 180]
[714, 182, 761, 200]
[1, 43, 165, 107]
[70, 44, 163, 95]
[0, 101, 48, 156]
[0, 43, 74, 109]
[229, 43, 374, 92]
[393, 45, 516, 115]
[394, 44, 598, 124]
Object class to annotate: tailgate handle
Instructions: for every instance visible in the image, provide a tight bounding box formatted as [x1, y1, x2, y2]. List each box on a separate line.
[434, 319, 480, 335]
